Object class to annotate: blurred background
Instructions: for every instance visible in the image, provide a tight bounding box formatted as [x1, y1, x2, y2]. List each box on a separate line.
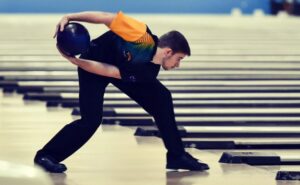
[0, 0, 299, 16]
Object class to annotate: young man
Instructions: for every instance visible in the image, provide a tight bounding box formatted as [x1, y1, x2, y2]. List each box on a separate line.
[34, 11, 209, 173]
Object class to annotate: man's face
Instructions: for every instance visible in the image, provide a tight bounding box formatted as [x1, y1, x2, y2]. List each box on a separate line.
[161, 51, 186, 70]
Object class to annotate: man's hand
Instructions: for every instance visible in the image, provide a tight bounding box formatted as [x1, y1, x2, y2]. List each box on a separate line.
[53, 15, 69, 38]
[53, 12, 115, 39]
[56, 44, 80, 66]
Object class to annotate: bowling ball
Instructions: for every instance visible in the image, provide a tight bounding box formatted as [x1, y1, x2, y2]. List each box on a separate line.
[57, 22, 90, 56]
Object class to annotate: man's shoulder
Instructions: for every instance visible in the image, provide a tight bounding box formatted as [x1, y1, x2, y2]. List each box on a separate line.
[108, 11, 147, 42]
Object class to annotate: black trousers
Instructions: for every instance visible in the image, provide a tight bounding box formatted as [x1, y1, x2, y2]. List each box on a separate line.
[36, 67, 185, 162]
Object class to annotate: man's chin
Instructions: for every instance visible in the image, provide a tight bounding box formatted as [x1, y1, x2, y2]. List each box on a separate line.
[162, 66, 171, 71]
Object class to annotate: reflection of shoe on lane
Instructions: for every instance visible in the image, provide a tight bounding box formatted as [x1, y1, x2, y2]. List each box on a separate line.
[34, 155, 67, 173]
[166, 152, 209, 171]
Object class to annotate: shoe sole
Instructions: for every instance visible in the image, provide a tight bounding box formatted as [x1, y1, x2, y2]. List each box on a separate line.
[34, 163, 67, 173]
[166, 165, 209, 171]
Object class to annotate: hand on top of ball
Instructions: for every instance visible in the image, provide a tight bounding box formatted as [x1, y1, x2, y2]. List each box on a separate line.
[53, 15, 70, 39]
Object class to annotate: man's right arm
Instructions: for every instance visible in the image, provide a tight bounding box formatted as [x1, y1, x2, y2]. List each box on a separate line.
[54, 11, 116, 38]
[64, 11, 115, 26]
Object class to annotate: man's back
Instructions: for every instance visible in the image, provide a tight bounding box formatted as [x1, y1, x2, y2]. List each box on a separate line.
[83, 18, 161, 83]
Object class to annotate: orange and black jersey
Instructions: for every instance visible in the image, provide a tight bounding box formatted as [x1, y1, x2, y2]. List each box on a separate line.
[80, 11, 161, 83]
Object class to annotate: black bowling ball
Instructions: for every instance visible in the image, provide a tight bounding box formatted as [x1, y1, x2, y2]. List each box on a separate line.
[57, 22, 90, 56]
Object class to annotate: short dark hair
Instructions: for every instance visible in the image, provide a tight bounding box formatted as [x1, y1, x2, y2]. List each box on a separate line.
[158, 30, 191, 56]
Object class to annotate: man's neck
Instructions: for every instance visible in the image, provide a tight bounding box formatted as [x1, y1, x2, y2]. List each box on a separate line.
[151, 47, 163, 65]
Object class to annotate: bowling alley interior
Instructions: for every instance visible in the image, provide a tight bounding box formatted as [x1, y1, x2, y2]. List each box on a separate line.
[0, 0, 300, 185]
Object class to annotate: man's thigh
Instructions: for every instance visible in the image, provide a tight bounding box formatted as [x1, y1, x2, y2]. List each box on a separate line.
[77, 67, 110, 120]
[110, 79, 172, 117]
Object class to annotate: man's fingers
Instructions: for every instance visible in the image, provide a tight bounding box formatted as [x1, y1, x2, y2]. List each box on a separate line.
[56, 44, 79, 66]
[53, 24, 60, 38]
[54, 17, 69, 38]
[60, 22, 65, 32]
[53, 27, 58, 38]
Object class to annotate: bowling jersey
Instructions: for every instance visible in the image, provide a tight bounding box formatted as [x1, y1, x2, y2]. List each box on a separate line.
[83, 11, 161, 83]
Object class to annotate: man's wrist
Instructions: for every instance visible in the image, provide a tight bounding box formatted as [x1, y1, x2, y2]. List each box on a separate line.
[64, 14, 72, 21]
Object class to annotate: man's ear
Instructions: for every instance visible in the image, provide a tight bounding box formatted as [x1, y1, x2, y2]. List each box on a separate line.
[164, 48, 173, 57]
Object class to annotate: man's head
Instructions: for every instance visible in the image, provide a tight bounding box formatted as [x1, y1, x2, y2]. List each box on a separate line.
[157, 30, 190, 70]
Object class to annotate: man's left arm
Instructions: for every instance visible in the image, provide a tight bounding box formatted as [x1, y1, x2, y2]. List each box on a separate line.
[59, 47, 121, 79]
[76, 58, 121, 79]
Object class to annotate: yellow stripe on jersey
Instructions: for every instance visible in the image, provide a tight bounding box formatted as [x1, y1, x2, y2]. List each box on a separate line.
[108, 11, 147, 42]
[135, 32, 155, 45]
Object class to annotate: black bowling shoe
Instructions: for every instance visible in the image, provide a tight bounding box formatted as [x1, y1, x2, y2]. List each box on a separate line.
[166, 152, 209, 171]
[34, 155, 67, 173]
